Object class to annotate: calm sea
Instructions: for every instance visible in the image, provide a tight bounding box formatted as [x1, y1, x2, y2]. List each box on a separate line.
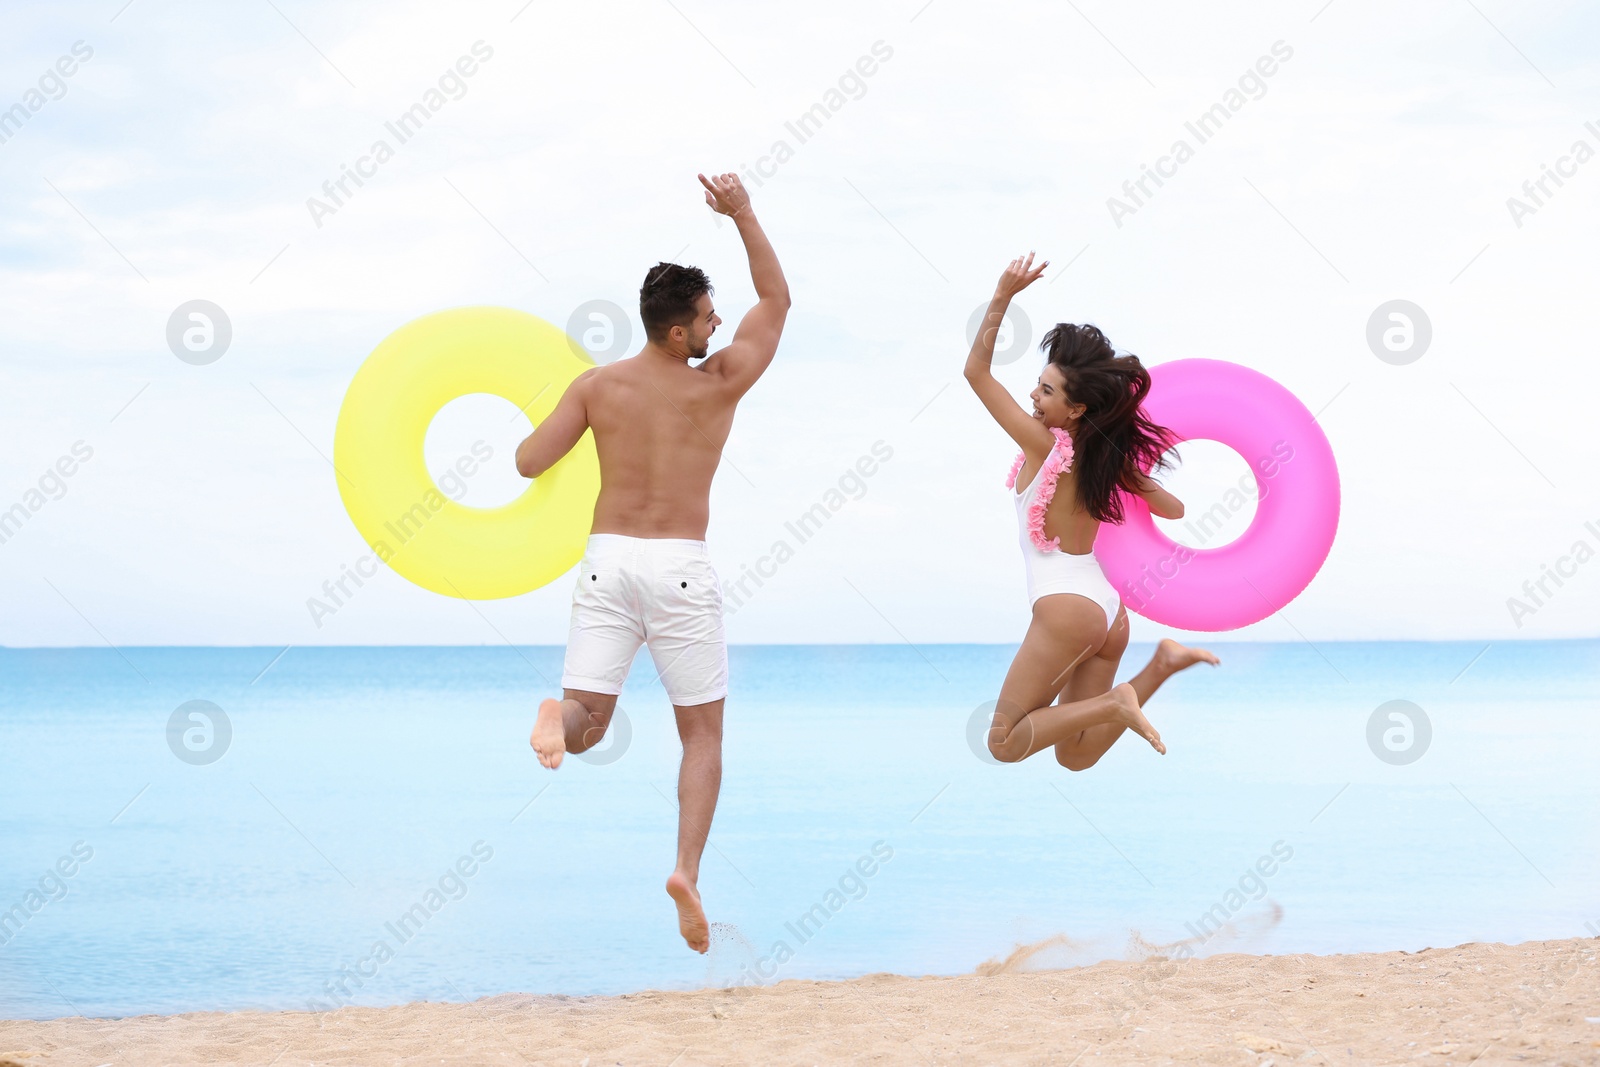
[1, 641, 1596, 1020]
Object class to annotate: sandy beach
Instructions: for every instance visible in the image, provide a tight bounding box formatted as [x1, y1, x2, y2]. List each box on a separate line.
[3, 936, 1595, 1066]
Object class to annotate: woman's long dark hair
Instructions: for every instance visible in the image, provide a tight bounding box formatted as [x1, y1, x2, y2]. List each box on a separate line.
[1041, 323, 1177, 524]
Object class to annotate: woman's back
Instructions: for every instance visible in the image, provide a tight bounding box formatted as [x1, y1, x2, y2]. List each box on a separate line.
[1012, 454, 1100, 555]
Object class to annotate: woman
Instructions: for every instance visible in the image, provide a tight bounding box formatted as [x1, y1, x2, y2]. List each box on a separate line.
[965, 253, 1218, 767]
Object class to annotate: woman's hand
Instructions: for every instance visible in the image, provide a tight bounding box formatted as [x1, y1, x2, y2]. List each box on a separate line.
[995, 251, 1049, 300]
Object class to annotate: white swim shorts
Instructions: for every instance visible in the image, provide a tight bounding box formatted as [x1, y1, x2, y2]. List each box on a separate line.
[560, 533, 729, 707]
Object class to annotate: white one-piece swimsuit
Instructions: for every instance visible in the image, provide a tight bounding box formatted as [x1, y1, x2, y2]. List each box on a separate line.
[1012, 459, 1123, 628]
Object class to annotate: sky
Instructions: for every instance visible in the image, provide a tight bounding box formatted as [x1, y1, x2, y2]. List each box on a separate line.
[1, 0, 1597, 648]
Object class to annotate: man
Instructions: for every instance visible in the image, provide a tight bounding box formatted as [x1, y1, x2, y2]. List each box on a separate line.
[514, 172, 789, 954]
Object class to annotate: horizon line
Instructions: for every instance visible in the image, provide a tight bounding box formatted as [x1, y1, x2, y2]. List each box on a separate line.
[1, 637, 1595, 651]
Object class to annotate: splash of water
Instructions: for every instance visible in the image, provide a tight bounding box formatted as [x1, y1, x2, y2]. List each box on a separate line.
[703, 921, 763, 989]
[974, 901, 1287, 975]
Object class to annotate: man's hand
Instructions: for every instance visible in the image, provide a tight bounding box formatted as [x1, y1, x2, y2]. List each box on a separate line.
[995, 251, 1049, 300]
[700, 172, 752, 219]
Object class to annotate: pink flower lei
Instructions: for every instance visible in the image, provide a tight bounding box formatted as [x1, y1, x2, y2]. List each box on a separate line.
[1004, 427, 1076, 553]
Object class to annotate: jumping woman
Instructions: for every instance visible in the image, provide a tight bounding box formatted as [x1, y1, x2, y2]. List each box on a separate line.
[965, 253, 1219, 767]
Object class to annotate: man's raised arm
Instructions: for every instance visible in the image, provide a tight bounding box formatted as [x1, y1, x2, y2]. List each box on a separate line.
[700, 172, 790, 393]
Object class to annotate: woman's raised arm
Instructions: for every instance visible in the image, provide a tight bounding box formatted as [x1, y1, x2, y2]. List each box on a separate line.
[963, 253, 1055, 457]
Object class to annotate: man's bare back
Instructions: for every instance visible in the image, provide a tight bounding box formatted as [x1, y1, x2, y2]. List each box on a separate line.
[574, 350, 737, 540]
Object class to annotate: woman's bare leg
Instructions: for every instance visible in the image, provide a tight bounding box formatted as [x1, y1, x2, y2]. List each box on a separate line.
[1052, 608, 1132, 769]
[987, 595, 1164, 763]
[1054, 612, 1220, 770]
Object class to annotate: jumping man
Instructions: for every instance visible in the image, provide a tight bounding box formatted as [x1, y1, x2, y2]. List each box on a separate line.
[515, 173, 789, 954]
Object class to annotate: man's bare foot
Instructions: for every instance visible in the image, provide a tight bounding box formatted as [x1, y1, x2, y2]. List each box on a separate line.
[665, 870, 710, 954]
[530, 699, 567, 769]
[1154, 637, 1220, 675]
[1108, 682, 1165, 754]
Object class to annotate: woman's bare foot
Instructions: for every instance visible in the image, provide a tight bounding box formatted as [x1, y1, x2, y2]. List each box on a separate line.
[1108, 682, 1165, 754]
[530, 699, 567, 769]
[665, 870, 710, 954]
[1154, 637, 1220, 675]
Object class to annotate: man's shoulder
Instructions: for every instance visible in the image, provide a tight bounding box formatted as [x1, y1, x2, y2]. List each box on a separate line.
[584, 354, 650, 377]
[571, 358, 648, 414]
[573, 359, 629, 389]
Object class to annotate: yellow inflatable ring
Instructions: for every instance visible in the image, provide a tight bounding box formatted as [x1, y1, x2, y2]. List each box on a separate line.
[333, 306, 599, 600]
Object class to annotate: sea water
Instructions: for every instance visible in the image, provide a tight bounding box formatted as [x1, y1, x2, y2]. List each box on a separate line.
[1, 641, 1596, 1019]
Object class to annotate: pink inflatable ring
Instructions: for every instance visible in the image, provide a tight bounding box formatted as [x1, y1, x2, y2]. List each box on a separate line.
[1092, 359, 1339, 631]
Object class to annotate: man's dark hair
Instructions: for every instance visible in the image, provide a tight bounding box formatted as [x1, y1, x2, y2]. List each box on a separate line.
[639, 262, 712, 344]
